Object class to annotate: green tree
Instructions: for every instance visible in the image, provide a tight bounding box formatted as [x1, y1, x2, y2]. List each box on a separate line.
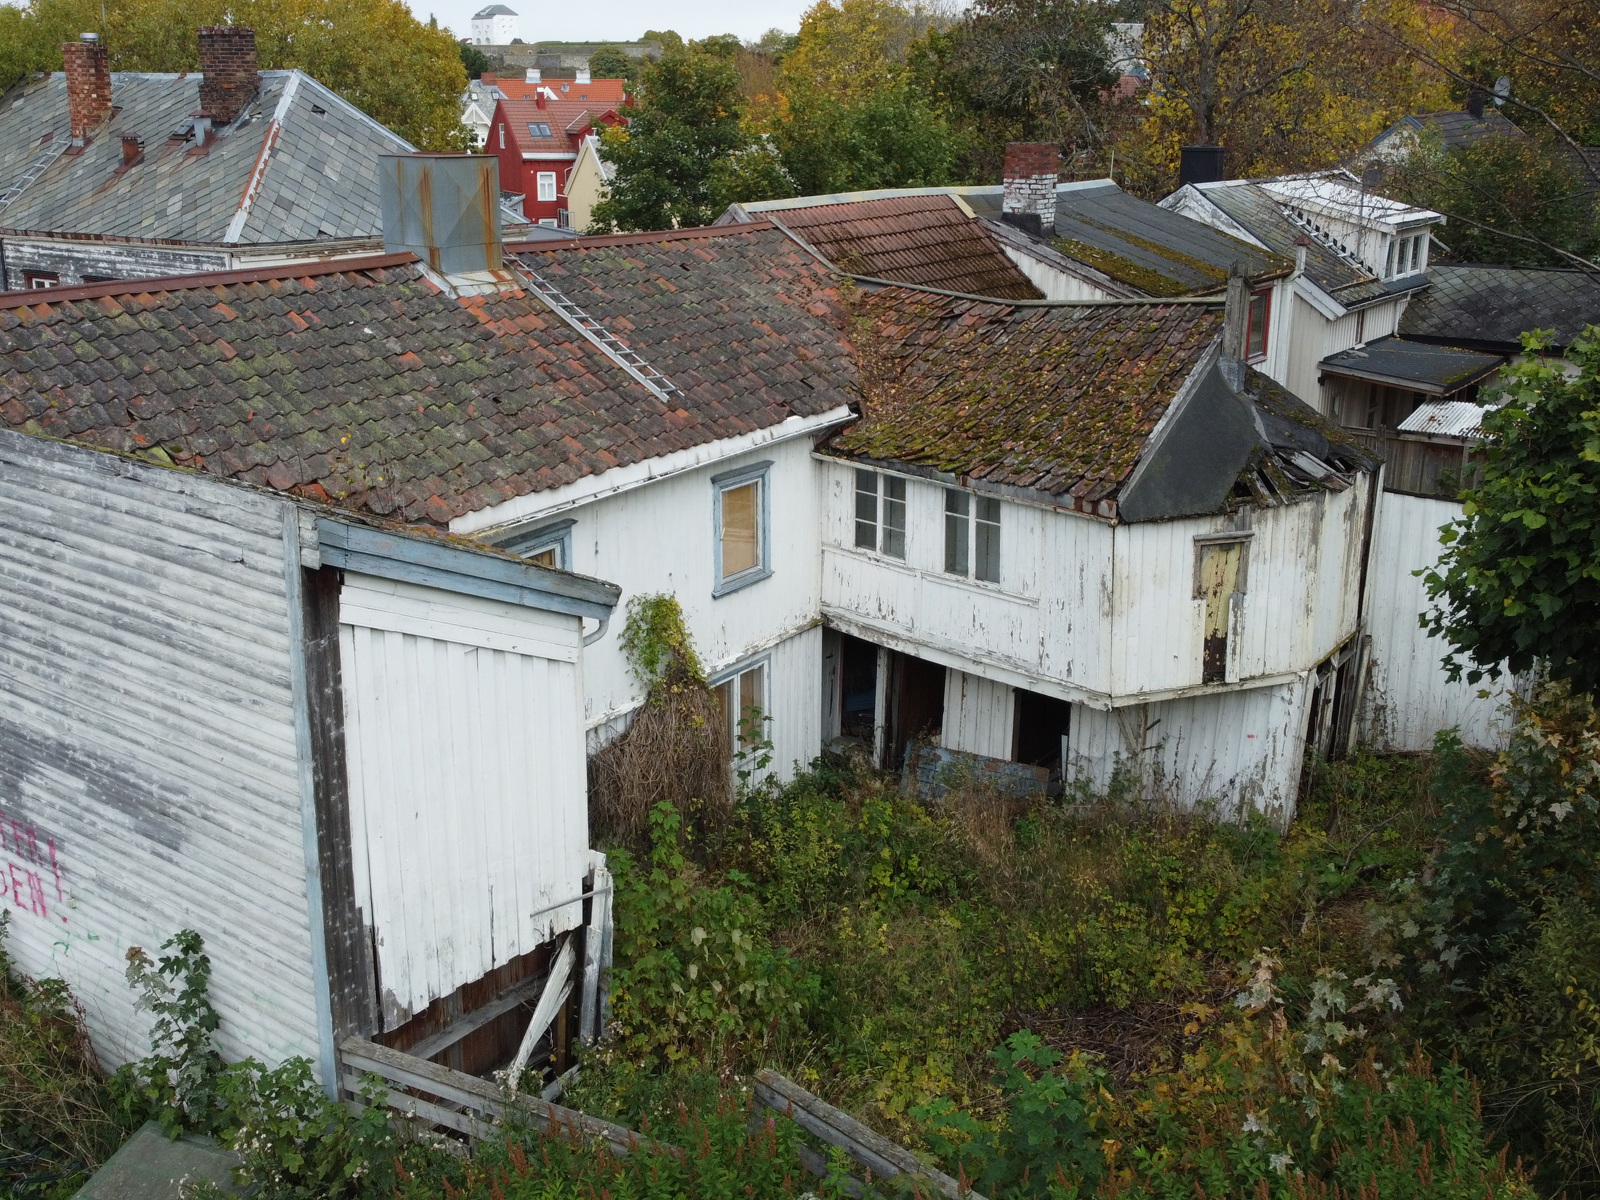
[1422, 328, 1600, 693]
[1386, 132, 1599, 269]
[0, 0, 469, 150]
[459, 41, 489, 79]
[588, 43, 638, 83]
[592, 37, 786, 232]
[770, 0, 962, 192]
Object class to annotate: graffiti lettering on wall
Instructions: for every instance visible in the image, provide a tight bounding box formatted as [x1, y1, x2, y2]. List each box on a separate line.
[0, 807, 67, 925]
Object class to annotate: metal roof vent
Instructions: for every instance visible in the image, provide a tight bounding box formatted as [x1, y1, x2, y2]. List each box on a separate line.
[379, 153, 504, 275]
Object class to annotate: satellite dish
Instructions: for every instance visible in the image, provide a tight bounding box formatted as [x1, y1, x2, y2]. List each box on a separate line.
[1493, 75, 1511, 104]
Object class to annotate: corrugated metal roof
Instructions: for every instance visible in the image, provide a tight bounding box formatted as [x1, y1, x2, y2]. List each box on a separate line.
[1397, 399, 1491, 438]
[1400, 263, 1600, 351]
[769, 194, 1043, 300]
[0, 70, 414, 244]
[1320, 335, 1504, 394]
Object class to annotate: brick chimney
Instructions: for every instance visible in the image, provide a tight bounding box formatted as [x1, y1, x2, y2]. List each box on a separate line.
[63, 33, 112, 147]
[1001, 142, 1059, 236]
[198, 26, 260, 126]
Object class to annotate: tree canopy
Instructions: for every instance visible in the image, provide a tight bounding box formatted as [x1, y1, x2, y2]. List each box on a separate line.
[591, 37, 786, 232]
[588, 44, 638, 84]
[1423, 329, 1600, 695]
[0, 0, 469, 150]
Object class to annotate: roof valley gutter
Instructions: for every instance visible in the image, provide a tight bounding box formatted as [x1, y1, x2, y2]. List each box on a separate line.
[223, 71, 301, 245]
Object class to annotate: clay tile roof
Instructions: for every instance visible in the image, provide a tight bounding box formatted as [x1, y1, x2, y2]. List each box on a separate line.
[827, 290, 1223, 503]
[0, 226, 858, 526]
[769, 194, 1044, 301]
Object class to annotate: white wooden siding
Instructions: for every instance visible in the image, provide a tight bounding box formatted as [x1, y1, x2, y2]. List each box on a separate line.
[338, 575, 589, 1027]
[999, 247, 1117, 301]
[943, 670, 1014, 759]
[0, 431, 321, 1068]
[1284, 296, 1403, 412]
[1071, 679, 1310, 820]
[474, 437, 828, 782]
[1360, 493, 1510, 750]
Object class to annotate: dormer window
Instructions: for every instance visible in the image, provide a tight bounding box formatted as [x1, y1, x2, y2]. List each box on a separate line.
[1386, 232, 1427, 279]
[528, 122, 552, 138]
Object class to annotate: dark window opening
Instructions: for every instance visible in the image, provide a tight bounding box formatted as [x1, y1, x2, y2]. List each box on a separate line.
[838, 634, 878, 744]
[80, 274, 114, 284]
[1013, 689, 1070, 770]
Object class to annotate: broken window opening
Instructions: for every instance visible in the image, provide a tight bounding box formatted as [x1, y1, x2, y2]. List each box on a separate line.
[1013, 688, 1071, 772]
[1195, 535, 1249, 685]
[837, 633, 878, 744]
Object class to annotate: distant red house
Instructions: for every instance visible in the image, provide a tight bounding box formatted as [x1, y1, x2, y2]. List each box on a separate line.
[488, 91, 627, 227]
[481, 72, 628, 106]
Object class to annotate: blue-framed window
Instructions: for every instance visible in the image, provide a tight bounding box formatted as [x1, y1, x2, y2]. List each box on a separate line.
[712, 461, 772, 596]
[498, 517, 575, 570]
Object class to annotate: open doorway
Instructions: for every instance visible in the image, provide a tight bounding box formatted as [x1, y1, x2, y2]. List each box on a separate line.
[1013, 688, 1071, 773]
[838, 634, 879, 746]
[888, 654, 946, 770]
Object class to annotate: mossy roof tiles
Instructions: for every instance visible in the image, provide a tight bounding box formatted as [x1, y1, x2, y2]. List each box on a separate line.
[827, 290, 1224, 504]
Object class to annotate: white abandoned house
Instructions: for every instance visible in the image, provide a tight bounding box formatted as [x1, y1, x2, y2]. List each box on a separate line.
[0, 152, 1554, 1083]
[0, 26, 556, 293]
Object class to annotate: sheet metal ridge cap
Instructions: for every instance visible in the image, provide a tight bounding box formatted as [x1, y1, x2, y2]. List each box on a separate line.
[851, 273, 1227, 307]
[511, 221, 777, 252]
[318, 517, 621, 613]
[0, 251, 420, 308]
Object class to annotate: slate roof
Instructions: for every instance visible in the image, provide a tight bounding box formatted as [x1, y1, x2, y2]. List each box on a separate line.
[1180, 180, 1423, 308]
[1373, 109, 1523, 153]
[0, 224, 857, 526]
[474, 4, 518, 15]
[826, 290, 1372, 520]
[761, 194, 1042, 300]
[1320, 335, 1504, 395]
[966, 181, 1291, 296]
[1399, 263, 1600, 352]
[0, 70, 414, 244]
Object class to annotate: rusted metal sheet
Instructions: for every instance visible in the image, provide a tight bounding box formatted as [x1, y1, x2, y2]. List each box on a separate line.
[0, 431, 323, 1068]
[379, 152, 503, 274]
[338, 573, 590, 1028]
[1359, 492, 1511, 750]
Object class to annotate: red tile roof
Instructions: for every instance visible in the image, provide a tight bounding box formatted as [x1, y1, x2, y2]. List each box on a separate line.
[497, 97, 623, 156]
[0, 226, 857, 526]
[770, 194, 1043, 301]
[483, 74, 629, 106]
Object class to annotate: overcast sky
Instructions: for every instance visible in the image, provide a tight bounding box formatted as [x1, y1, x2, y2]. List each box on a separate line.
[411, 0, 812, 46]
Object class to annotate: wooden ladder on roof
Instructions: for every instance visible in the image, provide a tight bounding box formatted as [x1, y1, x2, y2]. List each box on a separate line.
[515, 265, 682, 401]
[0, 137, 69, 215]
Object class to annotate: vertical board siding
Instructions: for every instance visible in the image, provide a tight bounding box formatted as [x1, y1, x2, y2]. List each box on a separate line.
[338, 575, 589, 1028]
[1360, 493, 1510, 750]
[1071, 680, 1310, 820]
[0, 431, 320, 1068]
[765, 626, 823, 778]
[943, 670, 1015, 759]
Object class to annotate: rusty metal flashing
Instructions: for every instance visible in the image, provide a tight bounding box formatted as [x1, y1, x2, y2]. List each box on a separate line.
[0, 251, 419, 308]
[517, 221, 777, 252]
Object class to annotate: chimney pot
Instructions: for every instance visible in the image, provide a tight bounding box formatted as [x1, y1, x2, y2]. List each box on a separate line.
[1179, 144, 1225, 188]
[1001, 142, 1059, 231]
[1466, 87, 1486, 119]
[62, 35, 112, 146]
[198, 25, 260, 126]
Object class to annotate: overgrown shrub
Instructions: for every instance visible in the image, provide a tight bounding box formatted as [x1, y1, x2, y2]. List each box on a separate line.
[590, 594, 731, 847]
[0, 914, 127, 1198]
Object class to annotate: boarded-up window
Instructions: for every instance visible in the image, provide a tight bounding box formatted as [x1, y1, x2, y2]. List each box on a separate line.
[722, 482, 759, 574]
[1195, 536, 1249, 684]
[713, 462, 771, 595]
